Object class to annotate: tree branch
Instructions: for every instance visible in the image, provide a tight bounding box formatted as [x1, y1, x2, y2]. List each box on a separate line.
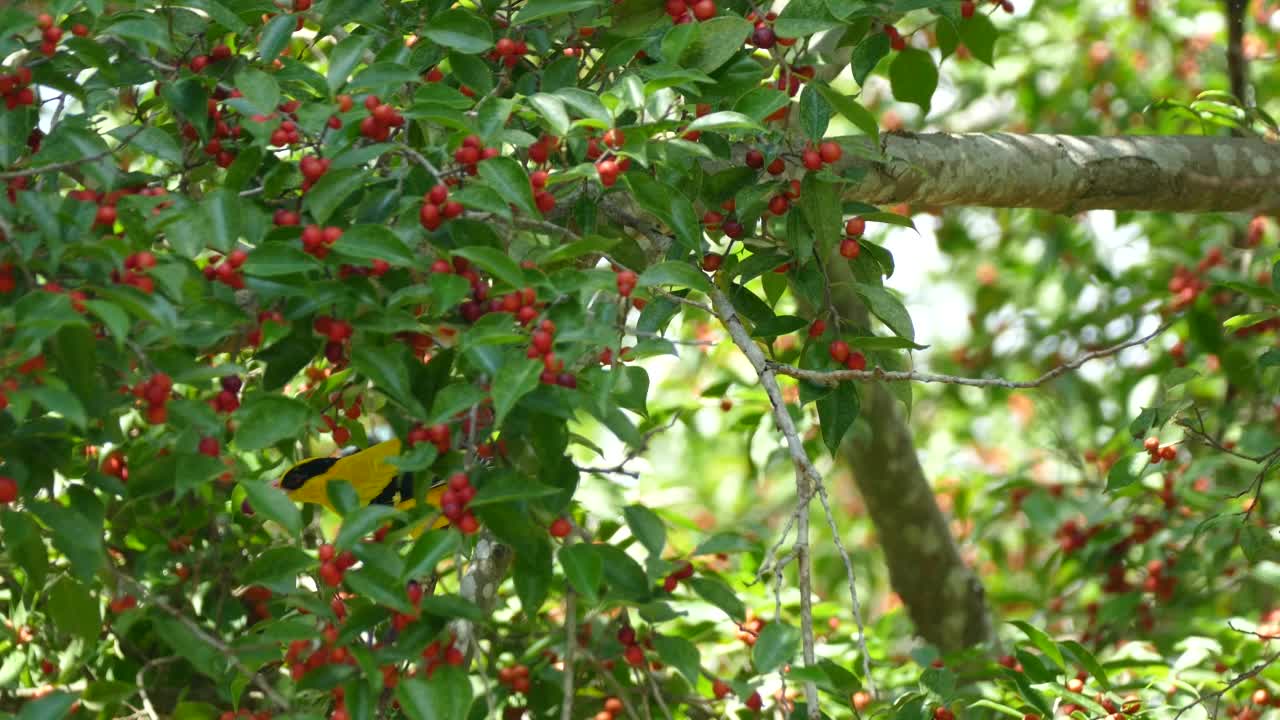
[709, 286, 849, 719]
[768, 318, 1174, 389]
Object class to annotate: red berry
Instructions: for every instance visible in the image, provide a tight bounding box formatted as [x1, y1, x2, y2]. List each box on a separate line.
[961, 0, 976, 18]
[624, 644, 645, 666]
[840, 238, 861, 259]
[768, 194, 789, 215]
[691, 0, 716, 19]
[845, 217, 866, 237]
[845, 351, 867, 371]
[702, 253, 723, 271]
[549, 517, 572, 537]
[829, 340, 850, 364]
[766, 158, 785, 175]
[802, 149, 823, 171]
[198, 436, 220, 457]
[0, 476, 16, 504]
[819, 141, 842, 163]
[712, 679, 731, 699]
[603, 128, 625, 149]
[808, 319, 826, 337]
[745, 149, 764, 169]
[745, 692, 763, 711]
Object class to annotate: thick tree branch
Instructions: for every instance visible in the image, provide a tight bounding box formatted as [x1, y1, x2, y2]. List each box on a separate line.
[829, 133, 1280, 214]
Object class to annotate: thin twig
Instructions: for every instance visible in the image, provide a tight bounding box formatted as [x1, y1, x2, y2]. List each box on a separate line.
[395, 143, 442, 181]
[1173, 647, 1280, 720]
[560, 589, 578, 720]
[770, 319, 1176, 389]
[0, 124, 147, 180]
[136, 657, 180, 720]
[110, 569, 291, 710]
[709, 287, 822, 720]
[640, 665, 674, 720]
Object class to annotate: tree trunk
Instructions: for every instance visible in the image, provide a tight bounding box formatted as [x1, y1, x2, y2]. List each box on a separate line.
[838, 133, 1280, 214]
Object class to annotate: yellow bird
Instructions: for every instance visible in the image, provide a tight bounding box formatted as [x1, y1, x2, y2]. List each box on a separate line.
[276, 438, 449, 530]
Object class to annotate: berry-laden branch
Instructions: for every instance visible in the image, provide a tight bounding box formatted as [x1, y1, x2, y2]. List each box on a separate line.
[1173, 646, 1280, 720]
[0, 123, 147, 180]
[709, 286, 873, 717]
[109, 568, 291, 711]
[769, 318, 1177, 389]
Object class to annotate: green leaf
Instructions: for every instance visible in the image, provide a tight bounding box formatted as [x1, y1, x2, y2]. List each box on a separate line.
[243, 243, 322, 277]
[336, 228, 418, 269]
[47, 576, 101, 643]
[639, 261, 713, 294]
[234, 395, 313, 451]
[2, 510, 48, 588]
[528, 94, 571, 136]
[492, 358, 542, 427]
[594, 544, 652, 602]
[477, 157, 538, 216]
[812, 81, 879, 140]
[450, 246, 525, 290]
[105, 15, 173, 50]
[1061, 640, 1110, 691]
[257, 13, 296, 61]
[799, 84, 832, 141]
[125, 126, 184, 164]
[689, 576, 745, 622]
[203, 189, 240, 252]
[233, 68, 280, 115]
[428, 383, 486, 424]
[403, 530, 458, 580]
[1242, 525, 1280, 564]
[27, 495, 103, 583]
[678, 16, 752, 74]
[28, 386, 87, 429]
[1105, 453, 1144, 492]
[424, 9, 494, 54]
[304, 169, 366, 225]
[851, 32, 890, 87]
[469, 471, 560, 506]
[775, 0, 841, 37]
[960, 13, 999, 66]
[799, 173, 842, 256]
[17, 692, 77, 720]
[559, 543, 603, 605]
[352, 344, 424, 415]
[686, 111, 764, 133]
[513, 0, 602, 22]
[327, 34, 374, 92]
[336, 505, 400, 550]
[669, 192, 702, 253]
[734, 87, 791, 122]
[921, 666, 956, 700]
[1009, 620, 1065, 671]
[854, 284, 915, 341]
[343, 566, 414, 614]
[889, 48, 938, 114]
[240, 480, 303, 536]
[419, 594, 484, 622]
[816, 382, 859, 455]
[753, 621, 800, 673]
[692, 533, 755, 556]
[751, 315, 808, 339]
[397, 668, 473, 720]
[622, 504, 666, 556]
[653, 635, 701, 687]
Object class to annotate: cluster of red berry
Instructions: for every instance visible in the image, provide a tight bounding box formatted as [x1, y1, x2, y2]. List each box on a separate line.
[525, 318, 577, 387]
[454, 133, 501, 175]
[440, 472, 480, 534]
[828, 339, 869, 371]
[300, 223, 343, 259]
[1143, 435, 1178, 464]
[663, 0, 717, 23]
[298, 154, 331, 192]
[131, 372, 173, 425]
[489, 36, 530, 68]
[188, 43, 233, 73]
[202, 248, 249, 289]
[114, 251, 158, 294]
[406, 422, 452, 453]
[497, 663, 532, 694]
[418, 183, 465, 230]
[354, 94, 405, 141]
[660, 561, 694, 592]
[0, 66, 35, 111]
[841, 216, 866, 258]
[316, 542, 359, 587]
[1167, 246, 1224, 311]
[211, 374, 242, 414]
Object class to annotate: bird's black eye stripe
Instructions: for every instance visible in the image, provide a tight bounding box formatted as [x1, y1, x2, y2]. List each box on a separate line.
[281, 457, 337, 490]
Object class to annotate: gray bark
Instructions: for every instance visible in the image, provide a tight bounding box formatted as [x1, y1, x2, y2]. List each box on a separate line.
[840, 133, 1280, 214]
